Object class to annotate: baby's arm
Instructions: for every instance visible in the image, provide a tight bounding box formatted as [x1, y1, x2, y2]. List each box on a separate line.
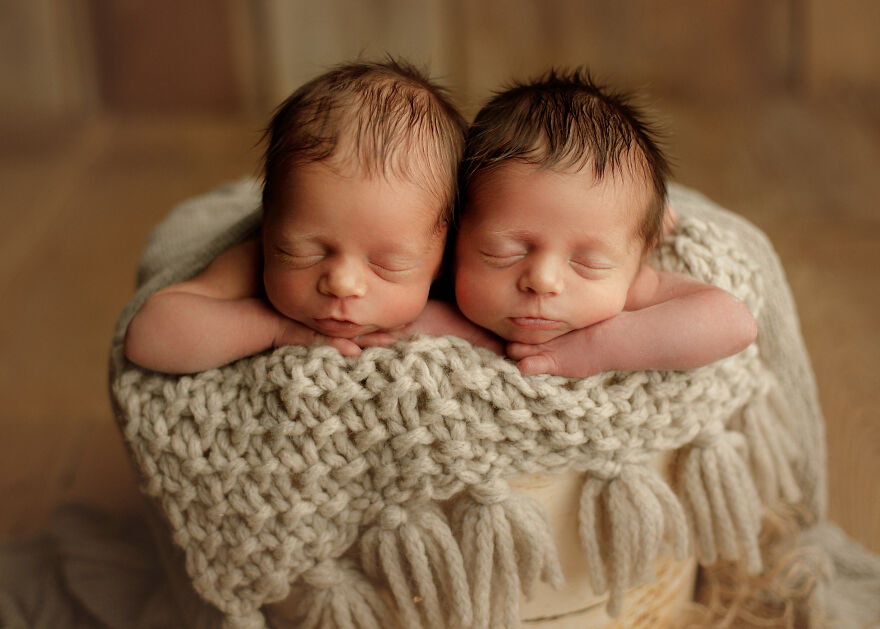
[124, 239, 360, 373]
[508, 266, 757, 377]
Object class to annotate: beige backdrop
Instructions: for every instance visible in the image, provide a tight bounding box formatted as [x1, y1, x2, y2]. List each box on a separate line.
[2, 0, 879, 117]
[0, 0, 878, 560]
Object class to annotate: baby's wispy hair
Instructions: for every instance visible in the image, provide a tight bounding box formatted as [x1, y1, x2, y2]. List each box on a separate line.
[461, 68, 671, 248]
[261, 58, 466, 227]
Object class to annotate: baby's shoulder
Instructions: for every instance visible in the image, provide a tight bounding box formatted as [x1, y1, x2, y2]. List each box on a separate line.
[181, 237, 263, 298]
[625, 264, 708, 311]
[623, 264, 656, 310]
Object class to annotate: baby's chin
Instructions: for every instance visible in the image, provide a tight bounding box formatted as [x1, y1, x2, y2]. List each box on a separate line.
[307, 317, 380, 338]
[499, 326, 568, 346]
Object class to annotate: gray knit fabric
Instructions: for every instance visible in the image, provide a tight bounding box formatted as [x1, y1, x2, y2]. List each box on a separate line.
[108, 180, 826, 629]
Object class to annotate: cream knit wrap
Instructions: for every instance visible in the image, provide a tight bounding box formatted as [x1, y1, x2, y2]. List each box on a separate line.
[109, 180, 826, 629]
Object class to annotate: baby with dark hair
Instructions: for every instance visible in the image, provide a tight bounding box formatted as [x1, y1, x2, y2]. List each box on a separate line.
[125, 59, 495, 373]
[453, 70, 758, 377]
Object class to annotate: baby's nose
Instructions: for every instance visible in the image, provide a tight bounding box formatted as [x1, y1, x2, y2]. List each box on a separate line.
[518, 256, 563, 295]
[319, 258, 367, 298]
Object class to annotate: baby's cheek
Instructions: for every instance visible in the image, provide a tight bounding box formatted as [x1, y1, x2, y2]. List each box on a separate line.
[398, 292, 432, 324]
[576, 287, 629, 329]
[382, 281, 435, 327]
[264, 275, 301, 318]
[454, 273, 494, 326]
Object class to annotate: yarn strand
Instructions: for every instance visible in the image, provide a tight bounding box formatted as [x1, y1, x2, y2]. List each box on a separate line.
[360, 503, 469, 629]
[577, 464, 690, 617]
[417, 507, 473, 628]
[505, 489, 565, 597]
[742, 392, 802, 506]
[678, 425, 764, 574]
[290, 559, 396, 629]
[578, 475, 609, 595]
[451, 480, 559, 629]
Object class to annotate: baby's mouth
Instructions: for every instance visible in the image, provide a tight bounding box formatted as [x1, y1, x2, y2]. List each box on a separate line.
[509, 317, 562, 330]
[313, 318, 365, 333]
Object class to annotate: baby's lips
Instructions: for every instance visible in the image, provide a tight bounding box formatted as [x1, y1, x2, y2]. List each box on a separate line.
[509, 316, 562, 330]
[312, 317, 368, 336]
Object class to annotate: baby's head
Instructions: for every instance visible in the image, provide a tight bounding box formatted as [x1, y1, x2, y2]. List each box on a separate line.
[259, 59, 466, 338]
[454, 69, 671, 343]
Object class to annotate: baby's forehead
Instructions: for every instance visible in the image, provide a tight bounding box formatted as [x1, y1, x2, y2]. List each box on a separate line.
[474, 159, 652, 204]
[320, 150, 450, 209]
[272, 160, 449, 232]
[468, 161, 653, 238]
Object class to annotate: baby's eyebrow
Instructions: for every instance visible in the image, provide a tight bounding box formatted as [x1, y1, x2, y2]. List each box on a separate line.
[483, 228, 532, 241]
[375, 244, 424, 260]
[484, 226, 620, 256]
[273, 233, 320, 247]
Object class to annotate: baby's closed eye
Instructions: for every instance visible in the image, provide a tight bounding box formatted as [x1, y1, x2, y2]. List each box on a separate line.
[368, 255, 418, 276]
[275, 248, 324, 268]
[570, 257, 615, 277]
[480, 249, 527, 266]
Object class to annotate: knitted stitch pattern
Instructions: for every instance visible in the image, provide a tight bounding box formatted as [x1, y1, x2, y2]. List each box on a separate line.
[110, 186, 808, 629]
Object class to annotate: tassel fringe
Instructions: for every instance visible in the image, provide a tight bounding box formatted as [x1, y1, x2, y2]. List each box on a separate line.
[450, 479, 563, 629]
[223, 610, 267, 629]
[287, 558, 397, 629]
[359, 503, 471, 629]
[578, 464, 689, 617]
[742, 387, 803, 506]
[677, 422, 763, 574]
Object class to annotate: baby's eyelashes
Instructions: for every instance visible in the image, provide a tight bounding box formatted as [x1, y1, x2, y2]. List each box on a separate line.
[480, 251, 526, 266]
[274, 246, 418, 277]
[479, 249, 615, 278]
[367, 253, 420, 275]
[275, 250, 324, 268]
[570, 258, 614, 273]
[368, 261, 415, 278]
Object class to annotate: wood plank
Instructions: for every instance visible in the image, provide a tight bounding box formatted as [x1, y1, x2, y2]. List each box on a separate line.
[88, 0, 242, 112]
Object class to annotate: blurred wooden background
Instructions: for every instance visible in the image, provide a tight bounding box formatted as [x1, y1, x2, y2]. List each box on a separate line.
[1, 0, 878, 559]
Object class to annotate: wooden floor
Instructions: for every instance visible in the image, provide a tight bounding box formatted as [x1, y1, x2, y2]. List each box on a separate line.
[1, 95, 878, 558]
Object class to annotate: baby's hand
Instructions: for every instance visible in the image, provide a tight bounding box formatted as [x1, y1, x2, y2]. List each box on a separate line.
[506, 329, 601, 378]
[274, 318, 363, 357]
[351, 331, 399, 348]
[391, 300, 504, 354]
[311, 301, 504, 354]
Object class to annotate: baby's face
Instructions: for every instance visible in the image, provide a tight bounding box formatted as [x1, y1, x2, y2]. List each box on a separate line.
[454, 161, 648, 344]
[262, 162, 445, 338]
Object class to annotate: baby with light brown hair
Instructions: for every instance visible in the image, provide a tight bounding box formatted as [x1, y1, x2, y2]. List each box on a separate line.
[125, 59, 495, 373]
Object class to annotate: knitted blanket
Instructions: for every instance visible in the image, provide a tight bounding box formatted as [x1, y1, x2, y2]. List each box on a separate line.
[109, 180, 826, 629]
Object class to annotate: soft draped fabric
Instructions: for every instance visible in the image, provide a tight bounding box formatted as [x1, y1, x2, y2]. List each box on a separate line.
[99, 179, 872, 629]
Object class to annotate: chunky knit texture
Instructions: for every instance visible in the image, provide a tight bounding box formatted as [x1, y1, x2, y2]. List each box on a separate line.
[109, 180, 823, 629]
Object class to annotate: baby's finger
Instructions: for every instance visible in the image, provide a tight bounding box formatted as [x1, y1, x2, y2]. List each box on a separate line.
[506, 342, 543, 360]
[517, 354, 559, 376]
[325, 337, 363, 357]
[354, 332, 398, 347]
